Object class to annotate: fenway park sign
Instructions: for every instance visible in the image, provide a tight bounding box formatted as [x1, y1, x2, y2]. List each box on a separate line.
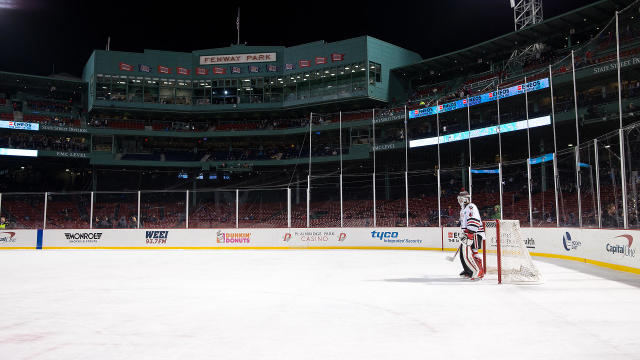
[200, 52, 276, 65]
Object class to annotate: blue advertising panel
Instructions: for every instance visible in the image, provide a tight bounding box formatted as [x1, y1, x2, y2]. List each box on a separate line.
[0, 120, 39, 131]
[409, 78, 549, 119]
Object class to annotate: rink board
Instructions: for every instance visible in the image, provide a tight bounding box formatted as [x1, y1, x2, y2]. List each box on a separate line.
[2, 227, 639, 273]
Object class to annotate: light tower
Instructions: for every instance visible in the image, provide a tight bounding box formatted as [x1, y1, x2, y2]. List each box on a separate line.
[511, 0, 543, 31]
[505, 0, 545, 72]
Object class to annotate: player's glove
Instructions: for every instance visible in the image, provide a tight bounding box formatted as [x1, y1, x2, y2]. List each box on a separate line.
[461, 229, 475, 245]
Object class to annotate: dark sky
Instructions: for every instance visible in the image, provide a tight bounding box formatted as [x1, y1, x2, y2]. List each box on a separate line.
[0, 0, 591, 77]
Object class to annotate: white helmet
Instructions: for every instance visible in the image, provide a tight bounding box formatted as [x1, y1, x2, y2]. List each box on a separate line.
[457, 189, 470, 207]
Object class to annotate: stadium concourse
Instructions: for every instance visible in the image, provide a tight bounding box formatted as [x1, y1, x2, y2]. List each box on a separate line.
[0, 250, 639, 360]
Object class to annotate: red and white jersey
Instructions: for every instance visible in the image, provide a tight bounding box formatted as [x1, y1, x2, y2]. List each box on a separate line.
[460, 203, 485, 236]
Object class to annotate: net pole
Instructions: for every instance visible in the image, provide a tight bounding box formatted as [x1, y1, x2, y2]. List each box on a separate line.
[43, 192, 48, 230]
[497, 86, 503, 220]
[467, 95, 472, 196]
[497, 219, 502, 284]
[571, 51, 583, 227]
[589, 147, 597, 226]
[594, 139, 602, 228]
[405, 105, 409, 227]
[137, 191, 140, 228]
[616, 11, 629, 229]
[525, 76, 533, 227]
[89, 191, 94, 229]
[437, 169, 441, 228]
[306, 177, 310, 228]
[619, 128, 628, 229]
[185, 190, 189, 229]
[372, 109, 376, 227]
[469, 167, 472, 200]
[308, 112, 312, 228]
[549, 65, 560, 228]
[437, 100, 441, 227]
[405, 171, 409, 227]
[527, 158, 533, 227]
[340, 110, 343, 228]
[236, 189, 239, 229]
[287, 188, 291, 228]
[553, 154, 560, 227]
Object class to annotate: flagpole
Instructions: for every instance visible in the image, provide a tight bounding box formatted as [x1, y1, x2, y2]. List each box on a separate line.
[237, 8, 240, 46]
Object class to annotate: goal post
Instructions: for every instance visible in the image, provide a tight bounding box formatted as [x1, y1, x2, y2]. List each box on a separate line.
[482, 219, 542, 284]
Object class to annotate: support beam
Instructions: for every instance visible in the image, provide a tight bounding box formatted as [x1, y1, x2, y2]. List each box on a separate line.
[185, 190, 189, 229]
[43, 192, 48, 229]
[571, 51, 583, 227]
[549, 65, 560, 228]
[616, 11, 629, 229]
[89, 191, 94, 229]
[137, 191, 141, 228]
[405, 105, 409, 227]
[594, 140, 602, 228]
[287, 188, 291, 228]
[236, 189, 239, 229]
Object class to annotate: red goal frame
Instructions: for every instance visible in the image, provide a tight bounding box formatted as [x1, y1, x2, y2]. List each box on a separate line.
[482, 219, 502, 284]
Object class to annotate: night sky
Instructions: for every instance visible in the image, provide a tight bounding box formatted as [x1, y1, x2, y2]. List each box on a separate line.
[0, 0, 590, 77]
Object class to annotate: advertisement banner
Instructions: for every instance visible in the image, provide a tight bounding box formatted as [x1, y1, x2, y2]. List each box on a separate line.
[0, 230, 38, 248]
[0, 120, 39, 131]
[41, 228, 442, 249]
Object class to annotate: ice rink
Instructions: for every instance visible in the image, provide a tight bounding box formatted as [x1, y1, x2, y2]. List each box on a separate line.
[1, 250, 639, 360]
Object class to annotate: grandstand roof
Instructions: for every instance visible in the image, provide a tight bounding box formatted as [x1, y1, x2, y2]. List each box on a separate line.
[393, 0, 634, 77]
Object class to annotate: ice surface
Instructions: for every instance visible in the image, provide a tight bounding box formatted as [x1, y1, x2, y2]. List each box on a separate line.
[0, 250, 639, 359]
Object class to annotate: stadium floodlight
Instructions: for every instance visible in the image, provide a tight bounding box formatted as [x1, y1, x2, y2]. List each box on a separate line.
[505, 0, 544, 72]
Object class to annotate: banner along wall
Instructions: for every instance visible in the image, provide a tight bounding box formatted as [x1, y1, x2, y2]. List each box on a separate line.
[0, 230, 39, 249]
[40, 228, 443, 250]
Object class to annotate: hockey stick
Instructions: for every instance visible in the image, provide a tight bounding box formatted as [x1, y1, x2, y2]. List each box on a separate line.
[446, 246, 460, 262]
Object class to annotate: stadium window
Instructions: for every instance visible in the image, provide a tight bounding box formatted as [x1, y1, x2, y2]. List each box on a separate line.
[369, 61, 381, 85]
[110, 76, 127, 101]
[144, 78, 159, 103]
[128, 77, 143, 103]
[352, 63, 366, 94]
[159, 79, 175, 104]
[337, 66, 351, 98]
[96, 74, 109, 100]
[175, 80, 193, 105]
[194, 81, 211, 105]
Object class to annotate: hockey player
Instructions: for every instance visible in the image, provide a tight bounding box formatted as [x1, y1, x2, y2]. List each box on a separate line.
[457, 190, 485, 280]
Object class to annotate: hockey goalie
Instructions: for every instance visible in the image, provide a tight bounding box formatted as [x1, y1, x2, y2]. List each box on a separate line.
[457, 189, 484, 280]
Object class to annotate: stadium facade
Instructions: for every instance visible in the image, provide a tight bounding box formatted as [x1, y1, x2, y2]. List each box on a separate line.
[0, 0, 639, 231]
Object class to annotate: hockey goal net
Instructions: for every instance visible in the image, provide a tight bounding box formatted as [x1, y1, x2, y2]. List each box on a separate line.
[482, 220, 542, 284]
